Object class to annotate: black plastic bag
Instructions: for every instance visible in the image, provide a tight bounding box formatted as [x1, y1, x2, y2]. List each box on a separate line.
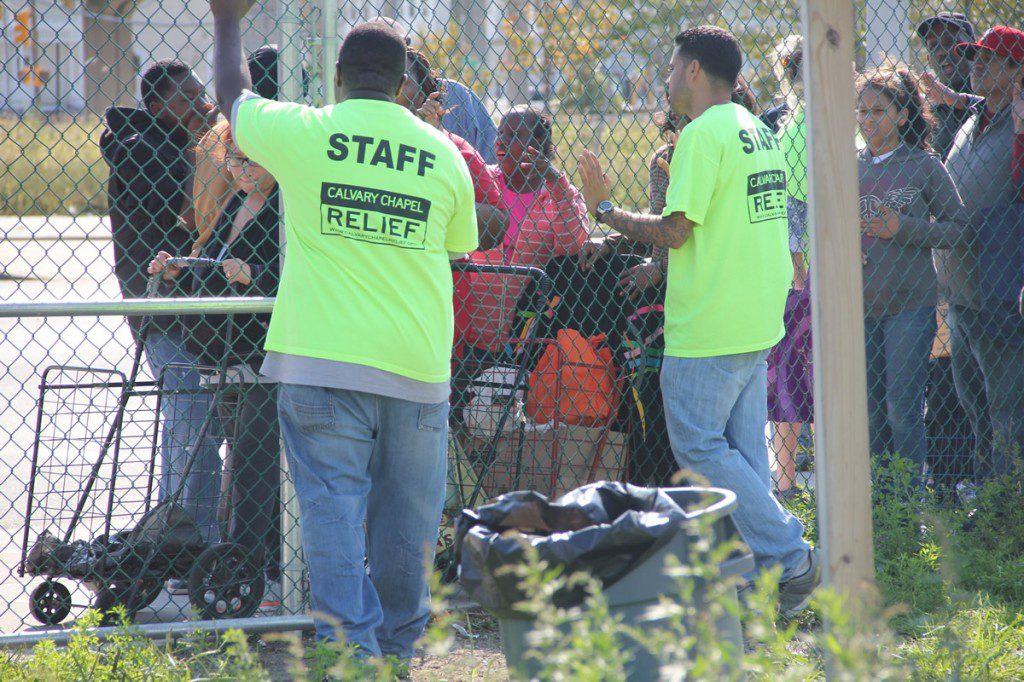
[122, 501, 204, 554]
[455, 481, 686, 614]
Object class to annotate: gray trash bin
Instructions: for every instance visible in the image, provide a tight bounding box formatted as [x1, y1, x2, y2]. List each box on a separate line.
[458, 484, 753, 680]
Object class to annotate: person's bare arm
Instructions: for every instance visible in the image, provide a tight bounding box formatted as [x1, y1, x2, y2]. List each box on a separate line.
[209, 0, 253, 117]
[600, 209, 694, 249]
[476, 203, 510, 251]
[578, 150, 693, 249]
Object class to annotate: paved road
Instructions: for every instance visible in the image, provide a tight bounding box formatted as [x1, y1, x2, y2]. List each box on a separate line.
[0, 216, 219, 631]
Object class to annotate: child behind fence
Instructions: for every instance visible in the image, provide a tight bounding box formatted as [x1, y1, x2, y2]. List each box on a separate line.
[856, 67, 969, 485]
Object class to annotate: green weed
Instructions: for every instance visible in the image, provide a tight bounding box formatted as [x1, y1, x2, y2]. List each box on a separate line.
[3, 461, 1024, 680]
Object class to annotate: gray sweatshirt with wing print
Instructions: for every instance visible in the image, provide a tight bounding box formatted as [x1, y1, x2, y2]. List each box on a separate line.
[859, 145, 969, 318]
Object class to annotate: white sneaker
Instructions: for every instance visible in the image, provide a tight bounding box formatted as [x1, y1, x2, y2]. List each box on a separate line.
[259, 579, 282, 612]
[956, 480, 978, 505]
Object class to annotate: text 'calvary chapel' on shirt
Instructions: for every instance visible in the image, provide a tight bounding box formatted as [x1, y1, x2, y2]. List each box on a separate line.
[661, 102, 791, 358]
[233, 94, 478, 385]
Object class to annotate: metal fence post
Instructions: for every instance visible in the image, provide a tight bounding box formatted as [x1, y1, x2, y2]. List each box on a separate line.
[278, 0, 306, 617]
[320, 0, 338, 106]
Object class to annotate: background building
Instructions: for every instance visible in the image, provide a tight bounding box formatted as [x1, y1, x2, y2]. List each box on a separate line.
[0, 0, 504, 114]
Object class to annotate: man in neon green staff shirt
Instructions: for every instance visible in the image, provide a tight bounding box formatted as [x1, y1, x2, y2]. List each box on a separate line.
[577, 26, 819, 617]
[210, 0, 477, 659]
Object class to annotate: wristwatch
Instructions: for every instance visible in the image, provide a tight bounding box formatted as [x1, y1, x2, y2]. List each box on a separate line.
[595, 200, 615, 223]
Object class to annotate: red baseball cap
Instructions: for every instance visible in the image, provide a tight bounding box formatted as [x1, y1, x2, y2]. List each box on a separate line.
[955, 26, 1024, 63]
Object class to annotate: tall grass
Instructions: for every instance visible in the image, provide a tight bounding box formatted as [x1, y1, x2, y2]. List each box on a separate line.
[0, 115, 108, 216]
[552, 108, 663, 212]
[0, 110, 662, 217]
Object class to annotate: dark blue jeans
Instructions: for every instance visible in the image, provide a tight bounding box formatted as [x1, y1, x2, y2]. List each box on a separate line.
[217, 380, 280, 579]
[864, 307, 937, 478]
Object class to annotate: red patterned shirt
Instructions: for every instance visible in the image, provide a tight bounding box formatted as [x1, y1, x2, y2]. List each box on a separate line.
[464, 171, 590, 352]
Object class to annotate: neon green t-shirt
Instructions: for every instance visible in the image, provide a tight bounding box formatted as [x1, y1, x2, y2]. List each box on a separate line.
[779, 107, 867, 199]
[661, 102, 791, 358]
[233, 95, 478, 383]
[778, 107, 808, 202]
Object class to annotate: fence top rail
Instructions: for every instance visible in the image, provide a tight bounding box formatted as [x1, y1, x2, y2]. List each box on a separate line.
[0, 264, 551, 319]
[0, 297, 277, 319]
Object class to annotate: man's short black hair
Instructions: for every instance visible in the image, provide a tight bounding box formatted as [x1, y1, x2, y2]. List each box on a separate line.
[248, 44, 310, 101]
[674, 26, 744, 88]
[140, 59, 192, 108]
[337, 21, 407, 94]
[367, 15, 412, 46]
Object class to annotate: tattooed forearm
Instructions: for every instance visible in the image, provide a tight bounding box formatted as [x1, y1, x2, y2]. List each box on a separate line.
[653, 246, 669, 271]
[604, 209, 693, 249]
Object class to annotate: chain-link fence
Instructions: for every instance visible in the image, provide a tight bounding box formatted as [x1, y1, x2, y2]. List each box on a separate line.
[0, 0, 1021, 641]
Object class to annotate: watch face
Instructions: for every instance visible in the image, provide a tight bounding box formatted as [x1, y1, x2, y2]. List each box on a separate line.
[598, 200, 614, 213]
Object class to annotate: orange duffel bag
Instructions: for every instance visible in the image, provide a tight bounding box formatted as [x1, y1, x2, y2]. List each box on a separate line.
[526, 329, 620, 427]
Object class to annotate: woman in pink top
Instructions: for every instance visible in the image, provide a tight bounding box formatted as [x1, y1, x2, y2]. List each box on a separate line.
[464, 106, 590, 354]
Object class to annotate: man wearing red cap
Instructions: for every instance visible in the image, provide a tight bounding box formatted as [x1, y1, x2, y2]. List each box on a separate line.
[942, 26, 1024, 480]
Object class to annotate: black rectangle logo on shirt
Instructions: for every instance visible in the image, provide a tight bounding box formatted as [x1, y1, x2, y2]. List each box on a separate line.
[746, 170, 787, 223]
[320, 183, 432, 249]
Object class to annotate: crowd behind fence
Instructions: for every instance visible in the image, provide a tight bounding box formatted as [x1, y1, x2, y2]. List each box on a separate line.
[0, 0, 1021, 644]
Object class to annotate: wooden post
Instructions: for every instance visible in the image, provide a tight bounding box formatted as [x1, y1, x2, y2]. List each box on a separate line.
[801, 0, 876, 595]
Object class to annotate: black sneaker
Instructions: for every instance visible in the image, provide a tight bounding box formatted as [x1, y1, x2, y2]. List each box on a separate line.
[775, 485, 808, 504]
[778, 548, 820, 618]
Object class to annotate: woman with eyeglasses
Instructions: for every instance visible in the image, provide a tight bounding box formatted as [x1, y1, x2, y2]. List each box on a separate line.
[148, 123, 283, 608]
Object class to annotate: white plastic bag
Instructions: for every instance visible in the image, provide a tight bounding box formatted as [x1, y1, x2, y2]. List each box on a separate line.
[465, 365, 525, 438]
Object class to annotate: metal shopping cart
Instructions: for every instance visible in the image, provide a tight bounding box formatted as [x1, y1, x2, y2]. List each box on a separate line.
[438, 261, 630, 578]
[19, 258, 265, 626]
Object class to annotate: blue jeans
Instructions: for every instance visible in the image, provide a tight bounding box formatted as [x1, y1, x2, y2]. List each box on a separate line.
[143, 328, 223, 544]
[949, 305, 1024, 479]
[660, 351, 809, 579]
[278, 384, 448, 658]
[863, 307, 936, 478]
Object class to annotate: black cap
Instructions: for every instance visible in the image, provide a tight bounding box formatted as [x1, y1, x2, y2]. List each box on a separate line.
[916, 12, 975, 40]
[248, 45, 281, 101]
[247, 44, 309, 101]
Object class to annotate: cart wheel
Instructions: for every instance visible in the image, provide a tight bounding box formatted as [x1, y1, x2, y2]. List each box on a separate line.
[93, 578, 164, 625]
[188, 543, 264, 620]
[30, 581, 72, 626]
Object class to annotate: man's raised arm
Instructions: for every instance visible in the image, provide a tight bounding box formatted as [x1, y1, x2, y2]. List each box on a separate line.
[209, 0, 254, 116]
[577, 150, 695, 249]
